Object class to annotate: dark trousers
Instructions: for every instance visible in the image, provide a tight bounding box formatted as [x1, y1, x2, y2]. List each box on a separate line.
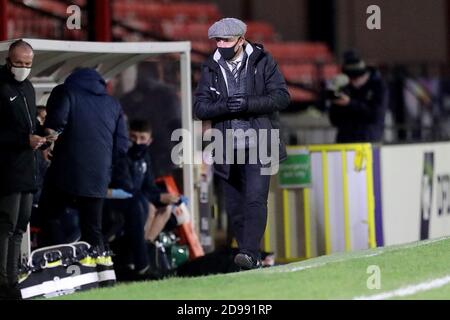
[39, 182, 104, 251]
[221, 158, 271, 261]
[106, 195, 149, 271]
[0, 193, 33, 286]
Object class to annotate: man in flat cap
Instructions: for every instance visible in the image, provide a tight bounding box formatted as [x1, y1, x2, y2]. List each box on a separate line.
[194, 18, 290, 270]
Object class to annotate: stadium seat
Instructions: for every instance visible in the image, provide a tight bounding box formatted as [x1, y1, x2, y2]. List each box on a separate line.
[7, 0, 338, 103]
[287, 86, 316, 102]
[280, 63, 317, 83]
[162, 22, 210, 41]
[246, 21, 276, 42]
[265, 42, 333, 63]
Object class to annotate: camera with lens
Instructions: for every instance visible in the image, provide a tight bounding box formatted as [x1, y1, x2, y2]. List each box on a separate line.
[324, 74, 349, 102]
[324, 88, 343, 100]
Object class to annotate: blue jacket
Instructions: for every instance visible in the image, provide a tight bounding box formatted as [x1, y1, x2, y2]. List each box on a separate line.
[44, 68, 129, 198]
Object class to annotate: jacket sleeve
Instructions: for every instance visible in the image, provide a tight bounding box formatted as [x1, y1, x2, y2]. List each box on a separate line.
[0, 130, 29, 148]
[113, 105, 129, 161]
[246, 53, 291, 115]
[44, 84, 70, 132]
[141, 155, 165, 207]
[330, 79, 386, 125]
[109, 156, 134, 193]
[194, 66, 230, 120]
[0, 106, 29, 149]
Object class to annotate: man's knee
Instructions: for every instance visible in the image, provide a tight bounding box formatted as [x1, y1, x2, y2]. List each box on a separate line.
[148, 203, 156, 215]
[246, 193, 268, 207]
[156, 206, 171, 218]
[1, 222, 15, 237]
[0, 222, 14, 238]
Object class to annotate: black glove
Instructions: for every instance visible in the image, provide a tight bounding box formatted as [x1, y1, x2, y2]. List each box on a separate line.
[227, 95, 248, 113]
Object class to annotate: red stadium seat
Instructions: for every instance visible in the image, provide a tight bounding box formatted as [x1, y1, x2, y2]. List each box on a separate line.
[7, 0, 338, 103]
[287, 86, 317, 102]
[246, 21, 276, 42]
[280, 63, 317, 83]
[162, 22, 210, 41]
[322, 63, 341, 79]
[265, 42, 333, 63]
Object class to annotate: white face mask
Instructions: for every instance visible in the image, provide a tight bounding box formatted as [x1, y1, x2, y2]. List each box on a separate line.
[10, 66, 31, 82]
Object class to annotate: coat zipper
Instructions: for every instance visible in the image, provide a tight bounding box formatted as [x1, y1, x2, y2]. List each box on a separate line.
[21, 90, 38, 184]
[21, 93, 34, 134]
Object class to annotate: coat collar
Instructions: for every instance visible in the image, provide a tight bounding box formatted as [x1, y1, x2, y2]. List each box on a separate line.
[204, 42, 265, 71]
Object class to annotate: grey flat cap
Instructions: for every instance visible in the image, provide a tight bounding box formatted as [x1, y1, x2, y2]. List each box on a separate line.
[208, 18, 247, 39]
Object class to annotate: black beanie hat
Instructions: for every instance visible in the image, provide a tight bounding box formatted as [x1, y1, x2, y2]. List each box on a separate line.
[342, 50, 367, 78]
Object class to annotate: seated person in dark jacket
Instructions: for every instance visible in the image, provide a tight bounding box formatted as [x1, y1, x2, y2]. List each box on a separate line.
[105, 119, 179, 277]
[329, 50, 387, 143]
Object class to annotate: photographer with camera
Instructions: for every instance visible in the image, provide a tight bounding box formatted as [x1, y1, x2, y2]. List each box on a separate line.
[328, 50, 387, 143]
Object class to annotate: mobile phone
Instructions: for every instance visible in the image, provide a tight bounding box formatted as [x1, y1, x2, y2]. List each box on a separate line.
[45, 129, 62, 139]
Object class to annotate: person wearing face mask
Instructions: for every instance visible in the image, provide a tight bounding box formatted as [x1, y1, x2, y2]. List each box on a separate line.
[194, 18, 290, 270]
[329, 50, 388, 143]
[37, 68, 129, 255]
[0, 39, 48, 299]
[104, 119, 179, 280]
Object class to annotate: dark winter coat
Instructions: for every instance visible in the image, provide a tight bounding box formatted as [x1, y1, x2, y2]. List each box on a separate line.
[0, 65, 38, 195]
[329, 68, 388, 143]
[194, 42, 291, 179]
[44, 68, 129, 198]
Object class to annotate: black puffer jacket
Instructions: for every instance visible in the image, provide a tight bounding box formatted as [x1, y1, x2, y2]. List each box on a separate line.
[194, 42, 291, 179]
[0, 65, 37, 195]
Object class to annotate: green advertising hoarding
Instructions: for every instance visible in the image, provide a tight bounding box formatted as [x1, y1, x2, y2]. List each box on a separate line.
[278, 149, 311, 188]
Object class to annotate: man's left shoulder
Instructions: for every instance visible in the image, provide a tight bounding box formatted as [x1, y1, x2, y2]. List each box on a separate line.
[251, 43, 277, 64]
[251, 43, 268, 57]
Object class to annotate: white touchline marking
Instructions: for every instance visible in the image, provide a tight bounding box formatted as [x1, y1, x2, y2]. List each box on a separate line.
[353, 275, 450, 300]
[261, 236, 450, 274]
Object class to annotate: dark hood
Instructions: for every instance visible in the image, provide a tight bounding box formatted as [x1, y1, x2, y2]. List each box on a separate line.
[65, 68, 107, 95]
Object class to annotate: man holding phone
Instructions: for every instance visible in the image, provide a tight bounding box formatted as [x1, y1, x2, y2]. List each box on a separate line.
[0, 40, 45, 299]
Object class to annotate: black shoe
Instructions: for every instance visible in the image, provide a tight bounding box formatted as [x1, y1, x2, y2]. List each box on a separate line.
[234, 253, 262, 270]
[136, 266, 165, 281]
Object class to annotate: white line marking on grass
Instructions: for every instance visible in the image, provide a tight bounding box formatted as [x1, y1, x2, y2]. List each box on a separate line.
[263, 251, 385, 274]
[262, 236, 450, 274]
[353, 275, 450, 300]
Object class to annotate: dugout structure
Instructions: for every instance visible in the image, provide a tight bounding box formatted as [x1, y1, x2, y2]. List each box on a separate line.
[0, 39, 195, 259]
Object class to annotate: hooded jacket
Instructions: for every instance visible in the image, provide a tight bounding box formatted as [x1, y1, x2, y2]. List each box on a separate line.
[44, 68, 129, 198]
[0, 65, 37, 195]
[194, 42, 291, 179]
